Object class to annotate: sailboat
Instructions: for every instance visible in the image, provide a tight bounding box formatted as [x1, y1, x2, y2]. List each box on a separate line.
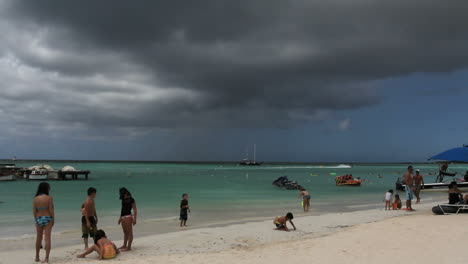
[239, 144, 263, 166]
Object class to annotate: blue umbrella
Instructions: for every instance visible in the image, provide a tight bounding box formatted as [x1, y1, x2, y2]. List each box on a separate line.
[429, 145, 468, 162]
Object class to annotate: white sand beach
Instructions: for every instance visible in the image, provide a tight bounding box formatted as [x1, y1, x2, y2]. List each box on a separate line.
[2, 201, 466, 264]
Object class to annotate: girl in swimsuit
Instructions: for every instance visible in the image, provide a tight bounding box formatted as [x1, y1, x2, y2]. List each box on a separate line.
[78, 229, 119, 260]
[118, 187, 137, 251]
[298, 188, 311, 212]
[33, 182, 54, 263]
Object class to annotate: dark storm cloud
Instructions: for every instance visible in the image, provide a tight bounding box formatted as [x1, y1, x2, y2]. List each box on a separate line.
[1, 0, 468, 134]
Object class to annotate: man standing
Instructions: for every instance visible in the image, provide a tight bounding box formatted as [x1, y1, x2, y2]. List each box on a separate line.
[404, 166, 415, 211]
[413, 169, 425, 204]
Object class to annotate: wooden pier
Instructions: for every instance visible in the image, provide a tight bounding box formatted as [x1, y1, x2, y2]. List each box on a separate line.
[57, 170, 90, 180]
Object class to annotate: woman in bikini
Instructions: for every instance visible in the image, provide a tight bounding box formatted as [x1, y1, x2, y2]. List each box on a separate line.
[33, 182, 54, 263]
[78, 229, 119, 260]
[118, 187, 137, 251]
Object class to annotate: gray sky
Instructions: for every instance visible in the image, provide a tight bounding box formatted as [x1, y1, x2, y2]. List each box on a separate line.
[1, 1, 468, 161]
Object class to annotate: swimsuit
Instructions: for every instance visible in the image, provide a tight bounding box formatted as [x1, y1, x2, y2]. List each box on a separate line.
[274, 217, 285, 228]
[121, 197, 135, 217]
[121, 215, 133, 219]
[102, 243, 116, 259]
[35, 216, 53, 227]
[303, 195, 311, 200]
[449, 192, 461, 204]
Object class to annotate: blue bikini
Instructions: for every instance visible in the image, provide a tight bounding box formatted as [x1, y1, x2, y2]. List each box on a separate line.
[35, 216, 53, 227]
[35, 205, 53, 226]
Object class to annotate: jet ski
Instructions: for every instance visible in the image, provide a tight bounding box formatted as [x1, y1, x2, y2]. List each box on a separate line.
[272, 176, 302, 190]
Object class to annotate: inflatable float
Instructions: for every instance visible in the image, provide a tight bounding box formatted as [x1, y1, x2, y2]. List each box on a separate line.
[432, 204, 468, 215]
[335, 175, 361, 186]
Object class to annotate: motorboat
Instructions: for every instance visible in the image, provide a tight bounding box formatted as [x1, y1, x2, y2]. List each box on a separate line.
[28, 170, 48, 180]
[335, 175, 361, 186]
[395, 177, 468, 191]
[0, 164, 18, 181]
[272, 176, 302, 190]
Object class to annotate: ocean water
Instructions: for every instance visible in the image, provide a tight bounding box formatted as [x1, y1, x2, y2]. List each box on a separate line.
[0, 161, 464, 239]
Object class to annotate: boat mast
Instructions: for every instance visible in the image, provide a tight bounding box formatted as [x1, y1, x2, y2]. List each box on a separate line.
[254, 144, 256, 163]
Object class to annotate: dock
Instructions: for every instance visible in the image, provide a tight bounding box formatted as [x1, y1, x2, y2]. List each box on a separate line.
[57, 170, 90, 180]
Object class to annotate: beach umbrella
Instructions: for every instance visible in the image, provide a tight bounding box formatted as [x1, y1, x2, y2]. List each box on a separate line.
[429, 145, 468, 162]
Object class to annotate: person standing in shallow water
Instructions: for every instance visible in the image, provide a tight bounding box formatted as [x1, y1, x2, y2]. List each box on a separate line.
[298, 187, 311, 212]
[33, 182, 55, 263]
[413, 169, 424, 203]
[118, 187, 137, 251]
[404, 166, 415, 211]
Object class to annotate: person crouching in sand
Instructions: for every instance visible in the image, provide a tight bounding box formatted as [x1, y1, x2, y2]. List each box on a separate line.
[78, 230, 119, 260]
[273, 212, 296, 231]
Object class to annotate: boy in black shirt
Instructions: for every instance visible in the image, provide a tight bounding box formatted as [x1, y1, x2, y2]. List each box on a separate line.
[180, 194, 190, 227]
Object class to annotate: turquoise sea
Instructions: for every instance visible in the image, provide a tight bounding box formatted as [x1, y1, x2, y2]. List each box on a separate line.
[0, 161, 464, 239]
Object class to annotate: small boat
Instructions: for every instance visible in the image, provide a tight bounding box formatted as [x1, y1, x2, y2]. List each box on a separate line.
[395, 177, 468, 191]
[239, 144, 263, 166]
[239, 159, 263, 166]
[336, 164, 353, 168]
[28, 170, 48, 180]
[0, 164, 19, 181]
[335, 175, 361, 186]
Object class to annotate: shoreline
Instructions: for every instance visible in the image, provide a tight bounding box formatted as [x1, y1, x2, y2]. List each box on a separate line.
[0, 200, 443, 264]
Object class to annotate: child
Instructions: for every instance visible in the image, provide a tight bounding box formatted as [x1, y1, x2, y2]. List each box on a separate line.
[273, 212, 296, 232]
[82, 187, 98, 250]
[118, 187, 137, 251]
[298, 188, 311, 212]
[392, 194, 402, 210]
[77, 229, 119, 260]
[180, 194, 190, 227]
[384, 189, 393, 210]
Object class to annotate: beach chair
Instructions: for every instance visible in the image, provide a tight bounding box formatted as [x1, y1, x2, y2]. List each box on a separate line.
[437, 204, 468, 215]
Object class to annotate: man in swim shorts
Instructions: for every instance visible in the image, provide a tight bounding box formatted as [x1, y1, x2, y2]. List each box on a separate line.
[404, 166, 415, 211]
[82, 187, 98, 249]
